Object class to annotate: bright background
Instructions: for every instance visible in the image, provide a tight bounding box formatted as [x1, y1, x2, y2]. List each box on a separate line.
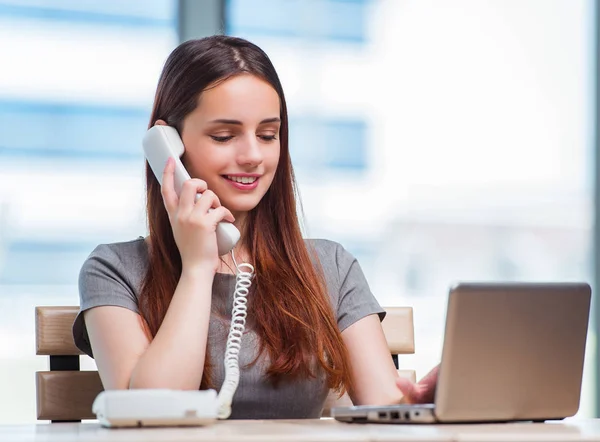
[0, 0, 595, 422]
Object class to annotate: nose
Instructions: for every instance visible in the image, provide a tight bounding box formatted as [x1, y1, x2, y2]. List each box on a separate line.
[237, 135, 263, 167]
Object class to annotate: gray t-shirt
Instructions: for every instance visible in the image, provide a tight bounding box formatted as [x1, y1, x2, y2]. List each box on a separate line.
[73, 237, 385, 419]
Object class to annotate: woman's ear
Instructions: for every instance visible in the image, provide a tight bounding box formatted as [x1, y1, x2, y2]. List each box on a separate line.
[154, 119, 168, 126]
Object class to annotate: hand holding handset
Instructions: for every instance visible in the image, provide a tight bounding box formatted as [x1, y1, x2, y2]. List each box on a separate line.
[142, 125, 240, 256]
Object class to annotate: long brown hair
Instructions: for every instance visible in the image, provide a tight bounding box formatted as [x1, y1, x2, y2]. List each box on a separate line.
[139, 36, 352, 392]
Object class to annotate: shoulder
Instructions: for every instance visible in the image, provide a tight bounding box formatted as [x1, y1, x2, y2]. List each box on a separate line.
[305, 238, 341, 258]
[88, 237, 148, 261]
[75, 238, 147, 356]
[304, 238, 357, 285]
[85, 237, 148, 267]
[80, 237, 149, 287]
[305, 238, 356, 264]
[304, 238, 383, 329]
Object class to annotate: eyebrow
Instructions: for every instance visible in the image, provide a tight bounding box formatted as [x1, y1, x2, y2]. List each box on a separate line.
[208, 117, 281, 125]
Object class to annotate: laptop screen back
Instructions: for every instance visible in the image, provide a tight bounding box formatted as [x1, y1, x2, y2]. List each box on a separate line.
[434, 283, 590, 423]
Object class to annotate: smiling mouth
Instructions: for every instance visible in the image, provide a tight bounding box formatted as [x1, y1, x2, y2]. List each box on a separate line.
[224, 175, 259, 184]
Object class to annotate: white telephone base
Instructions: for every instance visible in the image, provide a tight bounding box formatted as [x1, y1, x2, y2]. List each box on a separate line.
[92, 389, 219, 428]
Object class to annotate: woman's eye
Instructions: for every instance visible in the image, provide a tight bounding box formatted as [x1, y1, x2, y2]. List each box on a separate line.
[211, 135, 233, 143]
[259, 135, 277, 141]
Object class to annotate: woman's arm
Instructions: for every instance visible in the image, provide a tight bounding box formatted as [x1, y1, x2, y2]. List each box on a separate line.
[342, 313, 439, 405]
[84, 267, 214, 390]
[84, 155, 236, 391]
[342, 313, 404, 405]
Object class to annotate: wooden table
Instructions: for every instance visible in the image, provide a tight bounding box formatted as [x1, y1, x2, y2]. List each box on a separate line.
[2, 418, 600, 442]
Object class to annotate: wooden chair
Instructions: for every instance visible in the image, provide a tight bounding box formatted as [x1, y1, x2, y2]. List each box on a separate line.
[35, 306, 415, 422]
[35, 307, 103, 422]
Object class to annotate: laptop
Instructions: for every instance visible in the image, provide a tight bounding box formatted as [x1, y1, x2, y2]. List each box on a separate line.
[332, 282, 591, 424]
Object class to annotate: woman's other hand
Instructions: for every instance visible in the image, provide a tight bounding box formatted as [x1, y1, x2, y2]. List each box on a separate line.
[395, 364, 439, 404]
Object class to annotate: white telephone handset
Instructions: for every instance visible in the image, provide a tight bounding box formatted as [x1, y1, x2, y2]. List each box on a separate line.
[142, 125, 240, 256]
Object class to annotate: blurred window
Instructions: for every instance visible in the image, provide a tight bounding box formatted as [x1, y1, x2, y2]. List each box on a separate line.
[226, 0, 369, 43]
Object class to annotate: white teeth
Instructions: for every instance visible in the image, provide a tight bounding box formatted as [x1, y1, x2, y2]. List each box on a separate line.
[227, 175, 257, 184]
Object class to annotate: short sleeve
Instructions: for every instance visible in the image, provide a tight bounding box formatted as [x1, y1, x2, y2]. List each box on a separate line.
[72, 244, 140, 358]
[335, 244, 386, 332]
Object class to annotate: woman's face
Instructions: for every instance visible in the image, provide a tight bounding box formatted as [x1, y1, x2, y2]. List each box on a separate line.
[176, 74, 281, 221]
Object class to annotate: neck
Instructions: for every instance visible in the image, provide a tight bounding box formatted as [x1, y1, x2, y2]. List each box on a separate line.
[218, 243, 251, 274]
[231, 211, 248, 232]
[220, 211, 251, 274]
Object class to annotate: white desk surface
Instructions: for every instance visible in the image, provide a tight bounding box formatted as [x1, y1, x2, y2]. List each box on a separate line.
[2, 418, 600, 442]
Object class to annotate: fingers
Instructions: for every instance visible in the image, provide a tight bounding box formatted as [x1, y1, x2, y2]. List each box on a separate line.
[188, 191, 235, 230]
[395, 377, 435, 404]
[396, 377, 419, 404]
[414, 365, 439, 404]
[206, 206, 235, 224]
[179, 178, 209, 215]
[190, 189, 235, 222]
[420, 365, 440, 385]
[161, 169, 234, 224]
[161, 158, 178, 214]
[194, 189, 221, 214]
[421, 384, 436, 404]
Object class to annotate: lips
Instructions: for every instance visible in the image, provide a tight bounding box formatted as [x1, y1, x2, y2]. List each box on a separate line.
[222, 175, 260, 190]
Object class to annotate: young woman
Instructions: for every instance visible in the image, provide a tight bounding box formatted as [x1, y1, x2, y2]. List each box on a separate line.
[73, 35, 436, 419]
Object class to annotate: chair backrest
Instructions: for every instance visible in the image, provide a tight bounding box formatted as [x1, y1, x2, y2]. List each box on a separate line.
[35, 306, 103, 422]
[35, 306, 415, 421]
